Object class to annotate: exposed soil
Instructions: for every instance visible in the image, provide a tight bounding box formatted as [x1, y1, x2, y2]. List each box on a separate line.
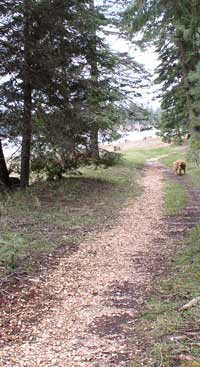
[0, 157, 200, 367]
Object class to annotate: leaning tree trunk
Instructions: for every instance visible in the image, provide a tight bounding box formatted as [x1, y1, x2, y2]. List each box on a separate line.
[0, 140, 11, 187]
[20, 0, 32, 188]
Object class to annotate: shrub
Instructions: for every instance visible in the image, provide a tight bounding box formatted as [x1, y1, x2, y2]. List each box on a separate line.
[31, 152, 79, 180]
[31, 146, 123, 181]
[96, 149, 123, 168]
[187, 133, 200, 166]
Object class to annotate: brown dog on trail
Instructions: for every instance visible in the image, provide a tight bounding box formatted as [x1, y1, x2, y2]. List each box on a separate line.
[174, 160, 186, 176]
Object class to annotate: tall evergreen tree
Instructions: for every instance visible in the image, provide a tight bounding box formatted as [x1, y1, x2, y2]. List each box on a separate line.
[0, 0, 150, 186]
[87, 0, 100, 159]
[20, 0, 33, 188]
[122, 0, 200, 143]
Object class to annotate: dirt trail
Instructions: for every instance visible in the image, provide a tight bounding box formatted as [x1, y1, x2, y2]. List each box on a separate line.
[0, 161, 181, 367]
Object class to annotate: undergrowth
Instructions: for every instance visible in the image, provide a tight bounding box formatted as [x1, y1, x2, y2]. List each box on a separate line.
[0, 145, 181, 276]
[1, 145, 160, 276]
[141, 149, 200, 367]
[160, 144, 200, 191]
[0, 147, 177, 275]
[143, 227, 200, 367]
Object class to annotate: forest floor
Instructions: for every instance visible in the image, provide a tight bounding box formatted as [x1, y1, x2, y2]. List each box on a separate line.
[0, 139, 200, 367]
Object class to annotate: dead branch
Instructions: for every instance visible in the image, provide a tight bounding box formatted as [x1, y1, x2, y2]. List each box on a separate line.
[179, 296, 200, 311]
[178, 354, 198, 362]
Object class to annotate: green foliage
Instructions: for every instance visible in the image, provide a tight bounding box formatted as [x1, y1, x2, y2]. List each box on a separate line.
[122, 0, 200, 154]
[31, 146, 124, 180]
[0, 0, 150, 185]
[31, 153, 66, 181]
[31, 147, 84, 180]
[96, 150, 123, 168]
[0, 232, 52, 270]
[1, 0, 141, 182]
[157, 84, 189, 144]
[187, 133, 200, 166]
[0, 234, 20, 269]
[189, 62, 200, 113]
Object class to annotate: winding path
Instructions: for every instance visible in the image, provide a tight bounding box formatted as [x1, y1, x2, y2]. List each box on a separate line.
[0, 161, 187, 367]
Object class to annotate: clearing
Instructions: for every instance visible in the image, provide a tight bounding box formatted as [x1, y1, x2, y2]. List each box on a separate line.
[0, 138, 200, 367]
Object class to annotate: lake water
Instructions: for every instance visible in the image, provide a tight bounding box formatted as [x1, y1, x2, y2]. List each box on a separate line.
[3, 128, 159, 158]
[115, 128, 158, 143]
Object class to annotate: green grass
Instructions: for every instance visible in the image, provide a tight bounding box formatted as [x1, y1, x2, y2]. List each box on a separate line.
[0, 148, 145, 275]
[142, 228, 200, 367]
[0, 144, 190, 277]
[160, 147, 186, 168]
[186, 165, 200, 189]
[3, 142, 200, 365]
[131, 144, 200, 366]
[160, 144, 200, 192]
[124, 146, 175, 169]
[164, 180, 188, 215]
[0, 145, 178, 276]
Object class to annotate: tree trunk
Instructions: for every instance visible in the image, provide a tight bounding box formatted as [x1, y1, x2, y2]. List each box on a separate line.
[20, 0, 32, 188]
[0, 140, 11, 188]
[88, 0, 100, 159]
[90, 127, 99, 159]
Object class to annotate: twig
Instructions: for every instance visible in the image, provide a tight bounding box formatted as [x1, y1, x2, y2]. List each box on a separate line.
[179, 296, 200, 311]
[178, 354, 198, 362]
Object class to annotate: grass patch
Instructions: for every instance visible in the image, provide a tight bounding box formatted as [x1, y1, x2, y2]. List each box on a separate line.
[0, 175, 135, 275]
[124, 146, 175, 169]
[164, 180, 188, 215]
[160, 147, 186, 168]
[142, 227, 200, 367]
[0, 144, 184, 277]
[186, 165, 200, 189]
[160, 144, 200, 192]
[0, 147, 149, 276]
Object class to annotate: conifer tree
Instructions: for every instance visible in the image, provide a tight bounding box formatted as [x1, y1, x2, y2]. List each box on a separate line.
[122, 0, 200, 144]
[0, 0, 150, 186]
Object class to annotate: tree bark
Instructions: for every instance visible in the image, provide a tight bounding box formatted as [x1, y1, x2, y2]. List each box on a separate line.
[90, 126, 99, 159]
[88, 0, 100, 159]
[0, 140, 11, 188]
[20, 0, 32, 188]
